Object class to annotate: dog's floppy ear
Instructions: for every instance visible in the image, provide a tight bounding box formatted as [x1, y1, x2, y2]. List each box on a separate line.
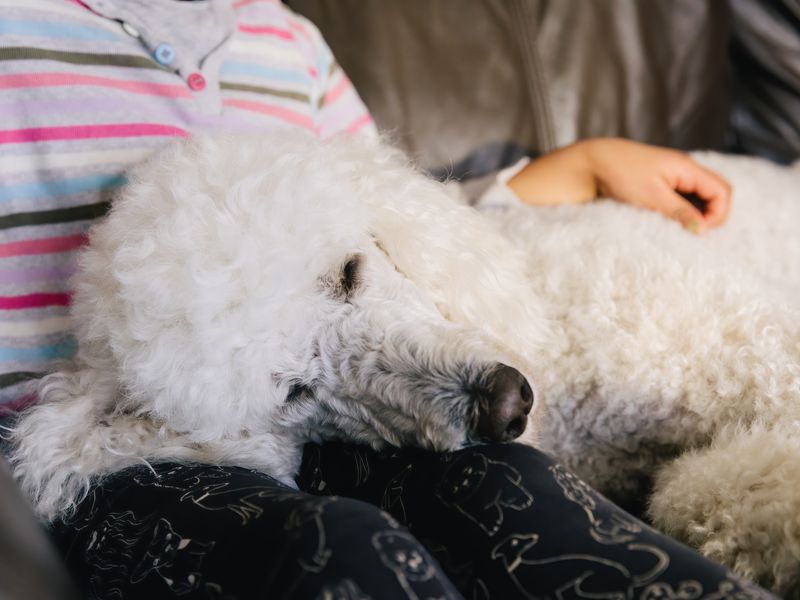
[364, 172, 554, 364]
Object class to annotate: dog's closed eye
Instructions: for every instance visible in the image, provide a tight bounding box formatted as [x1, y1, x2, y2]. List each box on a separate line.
[324, 254, 362, 301]
[341, 255, 361, 296]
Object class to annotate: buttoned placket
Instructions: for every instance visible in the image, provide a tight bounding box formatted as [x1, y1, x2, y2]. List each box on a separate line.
[79, 0, 236, 115]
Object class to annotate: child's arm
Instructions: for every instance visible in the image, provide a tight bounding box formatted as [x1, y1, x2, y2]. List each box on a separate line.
[507, 138, 732, 234]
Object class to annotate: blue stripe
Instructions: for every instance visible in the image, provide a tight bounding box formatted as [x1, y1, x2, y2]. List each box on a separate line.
[221, 61, 311, 85]
[0, 173, 127, 203]
[316, 46, 330, 86]
[0, 337, 77, 362]
[0, 19, 120, 41]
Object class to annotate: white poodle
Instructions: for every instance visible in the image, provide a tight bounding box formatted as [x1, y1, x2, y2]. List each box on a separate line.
[9, 132, 800, 595]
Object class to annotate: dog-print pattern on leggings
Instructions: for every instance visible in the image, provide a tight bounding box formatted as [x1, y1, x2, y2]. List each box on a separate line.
[53, 463, 460, 600]
[549, 464, 643, 544]
[81, 509, 216, 598]
[435, 453, 534, 536]
[295, 443, 778, 600]
[52, 445, 778, 600]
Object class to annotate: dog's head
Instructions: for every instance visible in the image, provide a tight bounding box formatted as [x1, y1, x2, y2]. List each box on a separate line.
[73, 132, 549, 454]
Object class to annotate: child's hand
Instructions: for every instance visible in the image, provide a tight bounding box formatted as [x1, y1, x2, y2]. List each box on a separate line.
[507, 138, 732, 233]
[582, 138, 731, 233]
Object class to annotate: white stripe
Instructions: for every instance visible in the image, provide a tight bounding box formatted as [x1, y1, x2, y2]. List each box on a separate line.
[0, 316, 71, 337]
[0, 148, 153, 176]
[228, 38, 307, 67]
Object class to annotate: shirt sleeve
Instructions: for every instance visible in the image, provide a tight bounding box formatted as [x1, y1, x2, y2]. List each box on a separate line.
[317, 57, 377, 138]
[291, 13, 376, 139]
[463, 158, 530, 209]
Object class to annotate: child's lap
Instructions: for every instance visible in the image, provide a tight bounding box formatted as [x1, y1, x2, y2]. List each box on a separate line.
[51, 443, 774, 600]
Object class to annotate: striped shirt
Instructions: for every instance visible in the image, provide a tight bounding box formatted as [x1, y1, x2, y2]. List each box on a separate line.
[0, 0, 375, 413]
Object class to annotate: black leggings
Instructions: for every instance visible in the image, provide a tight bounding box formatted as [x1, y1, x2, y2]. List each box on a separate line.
[51, 443, 775, 600]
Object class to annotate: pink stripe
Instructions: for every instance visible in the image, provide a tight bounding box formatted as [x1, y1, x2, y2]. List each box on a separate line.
[324, 74, 350, 107]
[223, 99, 314, 129]
[287, 19, 313, 41]
[346, 114, 375, 134]
[0, 234, 87, 258]
[237, 24, 294, 40]
[0, 293, 72, 310]
[0, 73, 192, 99]
[0, 393, 38, 416]
[0, 123, 187, 144]
[233, 0, 277, 8]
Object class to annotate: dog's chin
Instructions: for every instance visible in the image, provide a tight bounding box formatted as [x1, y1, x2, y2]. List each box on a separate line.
[408, 423, 490, 453]
[381, 404, 532, 452]
[427, 424, 531, 452]
[362, 426, 471, 454]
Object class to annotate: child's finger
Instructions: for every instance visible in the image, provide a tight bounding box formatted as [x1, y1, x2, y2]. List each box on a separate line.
[676, 163, 732, 228]
[653, 181, 707, 234]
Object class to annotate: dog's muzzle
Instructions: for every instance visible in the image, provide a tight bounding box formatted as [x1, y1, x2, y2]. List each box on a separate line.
[473, 364, 533, 443]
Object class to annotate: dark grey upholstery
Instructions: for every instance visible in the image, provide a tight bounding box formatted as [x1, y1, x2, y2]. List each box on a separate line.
[287, 0, 733, 179]
[0, 457, 79, 600]
[729, 0, 800, 163]
[288, 0, 800, 176]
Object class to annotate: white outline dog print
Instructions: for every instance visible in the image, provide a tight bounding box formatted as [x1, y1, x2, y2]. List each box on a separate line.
[491, 533, 668, 600]
[436, 453, 533, 536]
[373, 529, 457, 600]
[549, 464, 642, 545]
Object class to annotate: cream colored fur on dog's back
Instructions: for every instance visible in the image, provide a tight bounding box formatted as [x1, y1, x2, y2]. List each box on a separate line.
[490, 152, 800, 595]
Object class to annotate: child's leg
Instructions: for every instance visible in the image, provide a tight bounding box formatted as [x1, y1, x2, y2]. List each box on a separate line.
[297, 442, 777, 600]
[51, 462, 464, 599]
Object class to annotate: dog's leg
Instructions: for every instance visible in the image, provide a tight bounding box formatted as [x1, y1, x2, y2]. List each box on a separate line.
[649, 424, 800, 596]
[9, 367, 151, 520]
[10, 366, 304, 522]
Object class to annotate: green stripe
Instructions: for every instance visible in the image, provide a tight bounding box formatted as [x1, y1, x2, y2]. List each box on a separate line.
[318, 61, 341, 109]
[0, 371, 43, 389]
[0, 46, 166, 70]
[0, 201, 110, 231]
[220, 81, 310, 103]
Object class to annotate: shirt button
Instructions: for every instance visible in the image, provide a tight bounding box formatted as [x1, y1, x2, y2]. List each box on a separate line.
[187, 72, 206, 91]
[154, 43, 175, 66]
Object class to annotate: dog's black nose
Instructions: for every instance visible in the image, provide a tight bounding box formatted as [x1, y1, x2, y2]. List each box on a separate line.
[475, 364, 533, 443]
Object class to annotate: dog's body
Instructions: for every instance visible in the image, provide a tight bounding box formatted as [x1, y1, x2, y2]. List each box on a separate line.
[9, 133, 800, 594]
[490, 153, 800, 595]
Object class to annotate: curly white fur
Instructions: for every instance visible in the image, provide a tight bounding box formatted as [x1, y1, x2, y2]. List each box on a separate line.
[10, 132, 549, 520]
[489, 152, 800, 595]
[8, 132, 800, 594]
